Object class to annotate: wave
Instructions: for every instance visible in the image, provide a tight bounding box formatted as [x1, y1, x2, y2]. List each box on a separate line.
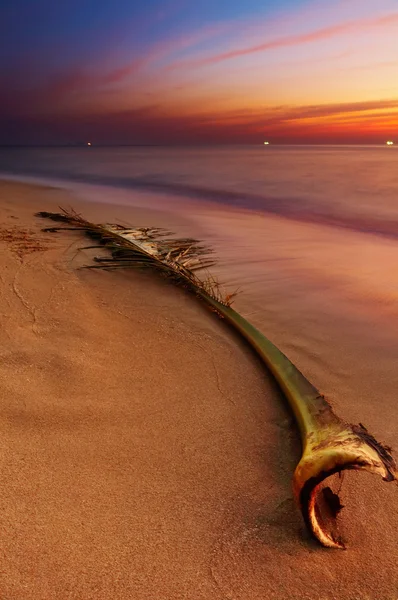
[2, 165, 398, 241]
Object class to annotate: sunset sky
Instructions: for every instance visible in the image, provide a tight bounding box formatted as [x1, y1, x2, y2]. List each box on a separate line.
[1, 0, 398, 144]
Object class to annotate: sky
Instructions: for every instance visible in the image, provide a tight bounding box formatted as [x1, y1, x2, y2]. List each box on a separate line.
[1, 0, 398, 144]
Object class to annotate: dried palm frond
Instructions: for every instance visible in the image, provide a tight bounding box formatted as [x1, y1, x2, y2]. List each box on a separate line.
[36, 208, 231, 305]
[36, 208, 397, 549]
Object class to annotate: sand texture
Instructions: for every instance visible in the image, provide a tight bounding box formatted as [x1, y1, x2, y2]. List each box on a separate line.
[0, 181, 397, 599]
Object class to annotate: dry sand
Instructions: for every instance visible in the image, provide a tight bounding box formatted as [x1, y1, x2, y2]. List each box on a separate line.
[0, 180, 397, 600]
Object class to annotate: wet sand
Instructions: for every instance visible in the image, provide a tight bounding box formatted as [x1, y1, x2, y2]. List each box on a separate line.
[0, 180, 397, 599]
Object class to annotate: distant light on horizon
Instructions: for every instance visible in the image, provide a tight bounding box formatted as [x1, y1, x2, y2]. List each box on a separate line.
[386, 140, 394, 146]
[87, 142, 92, 146]
[264, 141, 270, 145]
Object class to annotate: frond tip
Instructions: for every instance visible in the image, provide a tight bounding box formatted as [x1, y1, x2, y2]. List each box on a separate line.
[35, 208, 234, 306]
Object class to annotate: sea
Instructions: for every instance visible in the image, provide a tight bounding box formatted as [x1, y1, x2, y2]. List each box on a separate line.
[1, 145, 398, 432]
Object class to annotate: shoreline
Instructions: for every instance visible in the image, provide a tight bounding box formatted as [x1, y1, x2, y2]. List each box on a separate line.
[3, 158, 398, 244]
[0, 180, 398, 598]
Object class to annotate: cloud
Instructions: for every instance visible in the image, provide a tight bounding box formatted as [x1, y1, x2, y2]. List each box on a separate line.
[2, 96, 397, 145]
[169, 12, 398, 70]
[105, 18, 238, 81]
[263, 98, 398, 121]
[0, 16, 237, 118]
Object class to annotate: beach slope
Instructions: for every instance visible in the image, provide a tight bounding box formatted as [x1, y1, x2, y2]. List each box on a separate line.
[0, 181, 397, 599]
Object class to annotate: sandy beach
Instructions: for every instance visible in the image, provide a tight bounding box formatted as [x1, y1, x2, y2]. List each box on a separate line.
[0, 180, 398, 600]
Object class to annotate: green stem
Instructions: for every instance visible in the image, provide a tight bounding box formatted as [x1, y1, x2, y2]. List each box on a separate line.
[199, 292, 340, 443]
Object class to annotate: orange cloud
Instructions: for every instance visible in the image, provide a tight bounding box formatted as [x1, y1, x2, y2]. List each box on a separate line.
[4, 96, 396, 146]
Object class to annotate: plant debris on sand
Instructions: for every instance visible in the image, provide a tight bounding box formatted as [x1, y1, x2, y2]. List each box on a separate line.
[0, 225, 52, 258]
[37, 208, 398, 550]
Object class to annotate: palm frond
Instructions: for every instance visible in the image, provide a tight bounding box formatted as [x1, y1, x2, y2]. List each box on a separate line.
[36, 208, 397, 549]
[36, 208, 234, 306]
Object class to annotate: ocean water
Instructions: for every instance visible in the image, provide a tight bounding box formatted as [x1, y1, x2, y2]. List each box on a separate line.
[1, 145, 398, 238]
[2, 145, 398, 432]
